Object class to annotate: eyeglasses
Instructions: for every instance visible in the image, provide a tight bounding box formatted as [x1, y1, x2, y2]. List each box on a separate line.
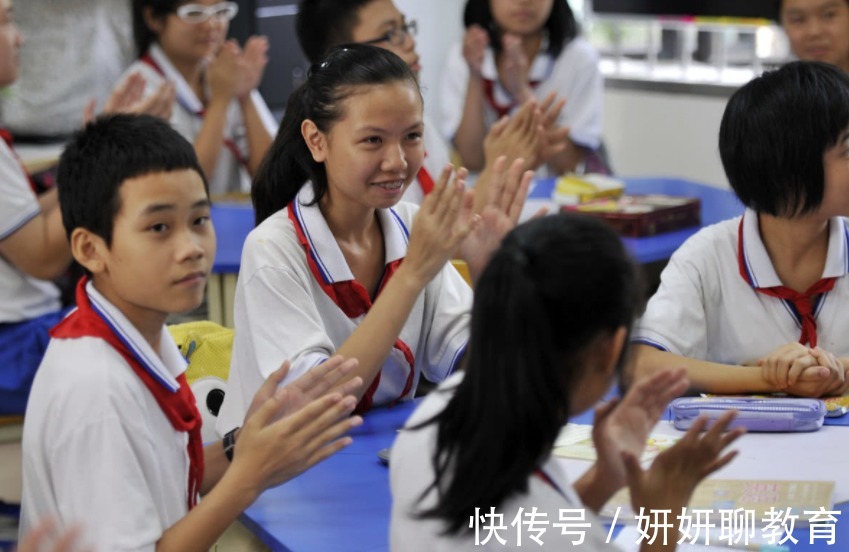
[361, 20, 417, 47]
[176, 2, 239, 24]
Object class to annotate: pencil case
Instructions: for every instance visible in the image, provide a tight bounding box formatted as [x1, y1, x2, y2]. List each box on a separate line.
[669, 397, 826, 432]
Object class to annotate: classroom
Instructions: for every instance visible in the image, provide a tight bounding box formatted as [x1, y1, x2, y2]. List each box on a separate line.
[1, 0, 848, 550]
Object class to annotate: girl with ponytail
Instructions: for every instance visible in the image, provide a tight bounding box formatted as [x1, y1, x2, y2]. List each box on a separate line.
[218, 44, 533, 432]
[390, 213, 744, 551]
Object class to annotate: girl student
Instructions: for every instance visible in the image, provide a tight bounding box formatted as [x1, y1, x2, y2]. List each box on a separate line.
[118, 0, 277, 196]
[632, 61, 849, 397]
[779, 0, 849, 73]
[216, 43, 534, 433]
[440, 0, 604, 175]
[389, 213, 744, 551]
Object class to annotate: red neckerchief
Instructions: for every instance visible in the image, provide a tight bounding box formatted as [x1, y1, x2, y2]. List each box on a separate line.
[417, 155, 435, 196]
[737, 217, 836, 347]
[534, 468, 566, 498]
[482, 78, 541, 119]
[139, 51, 249, 169]
[287, 202, 416, 413]
[50, 277, 204, 509]
[0, 128, 39, 193]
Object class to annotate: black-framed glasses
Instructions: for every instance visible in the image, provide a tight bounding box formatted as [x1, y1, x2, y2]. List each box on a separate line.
[176, 2, 239, 24]
[361, 20, 417, 47]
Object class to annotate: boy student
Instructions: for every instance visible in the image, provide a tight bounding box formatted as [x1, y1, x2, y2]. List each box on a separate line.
[295, 0, 569, 207]
[632, 61, 849, 398]
[20, 114, 364, 551]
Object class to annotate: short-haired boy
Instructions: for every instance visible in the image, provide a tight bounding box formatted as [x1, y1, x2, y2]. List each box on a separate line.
[20, 114, 362, 551]
[632, 61, 849, 397]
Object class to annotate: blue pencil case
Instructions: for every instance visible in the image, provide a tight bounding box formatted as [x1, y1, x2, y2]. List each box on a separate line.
[669, 397, 826, 432]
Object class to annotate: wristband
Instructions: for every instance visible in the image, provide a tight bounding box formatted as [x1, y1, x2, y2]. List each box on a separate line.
[223, 427, 239, 462]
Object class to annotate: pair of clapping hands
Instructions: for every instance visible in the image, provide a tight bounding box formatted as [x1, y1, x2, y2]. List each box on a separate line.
[465, 24, 570, 173]
[82, 36, 270, 124]
[585, 369, 745, 520]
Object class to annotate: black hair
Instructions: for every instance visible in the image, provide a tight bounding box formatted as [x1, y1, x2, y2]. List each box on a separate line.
[58, 114, 206, 246]
[132, 0, 182, 57]
[296, 0, 376, 63]
[252, 44, 421, 225]
[463, 0, 578, 58]
[414, 213, 641, 534]
[719, 61, 849, 217]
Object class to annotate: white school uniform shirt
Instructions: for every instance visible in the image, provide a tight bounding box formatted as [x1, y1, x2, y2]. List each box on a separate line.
[217, 183, 471, 433]
[401, 113, 452, 205]
[633, 211, 849, 363]
[20, 282, 191, 552]
[118, 44, 278, 196]
[0, 140, 61, 323]
[439, 37, 603, 162]
[390, 372, 617, 551]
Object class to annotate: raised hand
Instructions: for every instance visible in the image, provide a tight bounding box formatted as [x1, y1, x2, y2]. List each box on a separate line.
[460, 156, 535, 282]
[463, 24, 489, 78]
[483, 100, 543, 172]
[404, 165, 479, 286]
[497, 33, 532, 103]
[624, 411, 744, 516]
[233, 389, 362, 491]
[206, 40, 240, 104]
[84, 73, 176, 125]
[234, 35, 269, 100]
[244, 356, 362, 423]
[592, 368, 689, 492]
[537, 91, 571, 166]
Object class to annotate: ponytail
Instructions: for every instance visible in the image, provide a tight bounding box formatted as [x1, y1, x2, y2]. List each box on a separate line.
[414, 214, 641, 534]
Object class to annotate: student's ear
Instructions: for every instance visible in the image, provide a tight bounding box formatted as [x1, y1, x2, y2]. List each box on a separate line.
[301, 119, 327, 163]
[70, 228, 109, 274]
[143, 6, 166, 35]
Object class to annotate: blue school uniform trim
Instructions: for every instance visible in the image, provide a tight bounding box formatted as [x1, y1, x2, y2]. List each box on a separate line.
[88, 289, 180, 393]
[388, 208, 410, 242]
[292, 199, 333, 285]
[0, 205, 40, 241]
[632, 338, 670, 352]
[447, 342, 468, 376]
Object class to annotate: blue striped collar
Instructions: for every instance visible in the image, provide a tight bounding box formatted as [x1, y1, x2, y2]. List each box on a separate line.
[292, 183, 410, 285]
[148, 44, 205, 116]
[86, 281, 187, 393]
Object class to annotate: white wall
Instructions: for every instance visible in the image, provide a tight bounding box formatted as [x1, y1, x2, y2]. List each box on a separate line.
[603, 88, 731, 189]
[395, 0, 464, 121]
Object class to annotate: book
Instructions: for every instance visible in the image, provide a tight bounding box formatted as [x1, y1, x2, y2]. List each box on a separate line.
[552, 423, 680, 463]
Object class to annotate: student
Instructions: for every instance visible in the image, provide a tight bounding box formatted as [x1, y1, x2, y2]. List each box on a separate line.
[390, 213, 743, 551]
[20, 114, 363, 551]
[117, 0, 277, 195]
[632, 61, 849, 397]
[0, 0, 74, 415]
[440, 0, 604, 175]
[216, 44, 533, 432]
[779, 0, 849, 73]
[295, 0, 565, 205]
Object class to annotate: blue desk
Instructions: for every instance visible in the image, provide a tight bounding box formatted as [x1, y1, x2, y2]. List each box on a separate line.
[240, 400, 418, 552]
[240, 399, 849, 552]
[527, 177, 744, 264]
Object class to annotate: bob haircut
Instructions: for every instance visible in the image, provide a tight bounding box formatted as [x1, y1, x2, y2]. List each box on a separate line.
[58, 114, 206, 246]
[463, 0, 579, 58]
[414, 213, 641, 534]
[251, 44, 421, 225]
[296, 0, 375, 64]
[719, 61, 849, 217]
